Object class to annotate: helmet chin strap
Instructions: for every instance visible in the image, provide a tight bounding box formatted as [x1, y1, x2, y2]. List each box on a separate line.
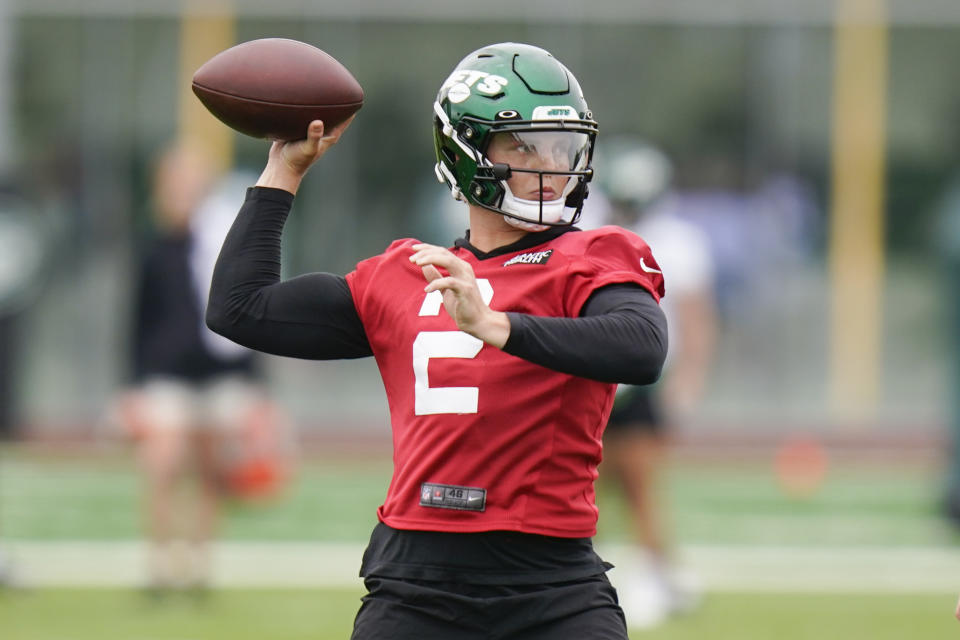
[500, 186, 567, 230]
[503, 215, 550, 232]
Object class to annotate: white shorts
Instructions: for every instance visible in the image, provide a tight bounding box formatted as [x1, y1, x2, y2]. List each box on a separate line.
[137, 376, 262, 432]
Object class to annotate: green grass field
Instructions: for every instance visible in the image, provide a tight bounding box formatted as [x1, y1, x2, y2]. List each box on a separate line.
[1, 588, 954, 640]
[1, 443, 958, 639]
[3, 445, 956, 547]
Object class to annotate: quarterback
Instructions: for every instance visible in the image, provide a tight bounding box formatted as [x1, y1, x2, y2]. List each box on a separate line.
[208, 43, 667, 639]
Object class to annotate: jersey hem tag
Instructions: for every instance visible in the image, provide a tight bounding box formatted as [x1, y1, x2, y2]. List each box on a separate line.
[420, 483, 486, 512]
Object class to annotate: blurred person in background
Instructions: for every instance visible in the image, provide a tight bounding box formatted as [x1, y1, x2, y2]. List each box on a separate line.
[207, 43, 668, 639]
[593, 138, 717, 628]
[0, 189, 48, 588]
[112, 142, 275, 598]
[0, 191, 46, 442]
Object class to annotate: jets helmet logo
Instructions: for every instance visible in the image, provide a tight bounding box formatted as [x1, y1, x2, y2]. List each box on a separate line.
[441, 70, 509, 104]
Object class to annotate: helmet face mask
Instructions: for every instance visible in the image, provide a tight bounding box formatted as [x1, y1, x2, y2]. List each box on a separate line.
[433, 43, 598, 228]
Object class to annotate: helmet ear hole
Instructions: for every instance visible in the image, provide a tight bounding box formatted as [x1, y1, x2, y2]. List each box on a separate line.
[492, 163, 512, 180]
[440, 147, 457, 166]
[457, 123, 477, 141]
[565, 181, 588, 208]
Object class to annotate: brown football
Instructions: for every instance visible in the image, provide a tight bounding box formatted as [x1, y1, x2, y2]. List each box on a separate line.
[192, 38, 363, 141]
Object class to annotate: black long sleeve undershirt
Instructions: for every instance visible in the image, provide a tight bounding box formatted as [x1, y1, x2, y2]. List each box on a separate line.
[207, 187, 667, 385]
[504, 285, 666, 384]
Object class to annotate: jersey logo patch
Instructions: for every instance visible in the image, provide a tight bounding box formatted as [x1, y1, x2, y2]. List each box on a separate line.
[639, 257, 661, 274]
[420, 483, 486, 512]
[503, 249, 553, 267]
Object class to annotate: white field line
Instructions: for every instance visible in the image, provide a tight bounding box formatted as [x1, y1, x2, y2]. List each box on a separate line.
[2, 541, 958, 592]
[602, 544, 960, 593]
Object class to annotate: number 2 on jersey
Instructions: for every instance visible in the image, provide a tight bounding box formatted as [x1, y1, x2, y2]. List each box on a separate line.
[413, 280, 494, 415]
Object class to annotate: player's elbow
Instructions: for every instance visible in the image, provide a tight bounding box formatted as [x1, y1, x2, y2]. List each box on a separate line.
[204, 290, 245, 342]
[205, 275, 249, 340]
[627, 320, 668, 385]
[205, 301, 231, 339]
[627, 346, 666, 385]
[632, 353, 665, 385]
[205, 288, 268, 347]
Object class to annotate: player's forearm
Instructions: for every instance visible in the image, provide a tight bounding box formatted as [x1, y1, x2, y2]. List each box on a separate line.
[502, 286, 667, 384]
[206, 187, 289, 340]
[665, 294, 716, 408]
[208, 186, 289, 306]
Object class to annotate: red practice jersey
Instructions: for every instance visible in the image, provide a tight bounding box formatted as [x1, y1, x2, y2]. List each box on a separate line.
[345, 226, 664, 538]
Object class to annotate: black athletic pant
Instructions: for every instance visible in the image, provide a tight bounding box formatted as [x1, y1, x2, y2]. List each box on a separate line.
[351, 573, 629, 640]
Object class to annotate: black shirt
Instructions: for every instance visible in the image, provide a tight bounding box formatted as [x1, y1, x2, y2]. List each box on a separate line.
[132, 231, 256, 383]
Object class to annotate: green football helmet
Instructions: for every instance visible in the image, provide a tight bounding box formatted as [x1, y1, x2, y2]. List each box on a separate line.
[433, 43, 598, 228]
[595, 136, 674, 211]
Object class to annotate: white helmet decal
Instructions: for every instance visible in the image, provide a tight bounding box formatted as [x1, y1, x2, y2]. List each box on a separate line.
[441, 69, 509, 104]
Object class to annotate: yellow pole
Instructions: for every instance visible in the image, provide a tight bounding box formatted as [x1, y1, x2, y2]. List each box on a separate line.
[177, 0, 235, 171]
[828, 0, 889, 421]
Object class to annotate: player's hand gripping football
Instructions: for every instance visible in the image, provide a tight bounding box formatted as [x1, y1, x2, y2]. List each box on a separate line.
[256, 116, 355, 194]
[410, 244, 511, 348]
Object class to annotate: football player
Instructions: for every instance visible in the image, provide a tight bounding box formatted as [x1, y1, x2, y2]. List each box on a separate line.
[594, 138, 716, 627]
[207, 43, 667, 639]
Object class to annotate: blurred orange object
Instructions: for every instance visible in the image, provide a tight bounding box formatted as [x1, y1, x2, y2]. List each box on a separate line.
[774, 435, 828, 500]
[221, 401, 295, 502]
